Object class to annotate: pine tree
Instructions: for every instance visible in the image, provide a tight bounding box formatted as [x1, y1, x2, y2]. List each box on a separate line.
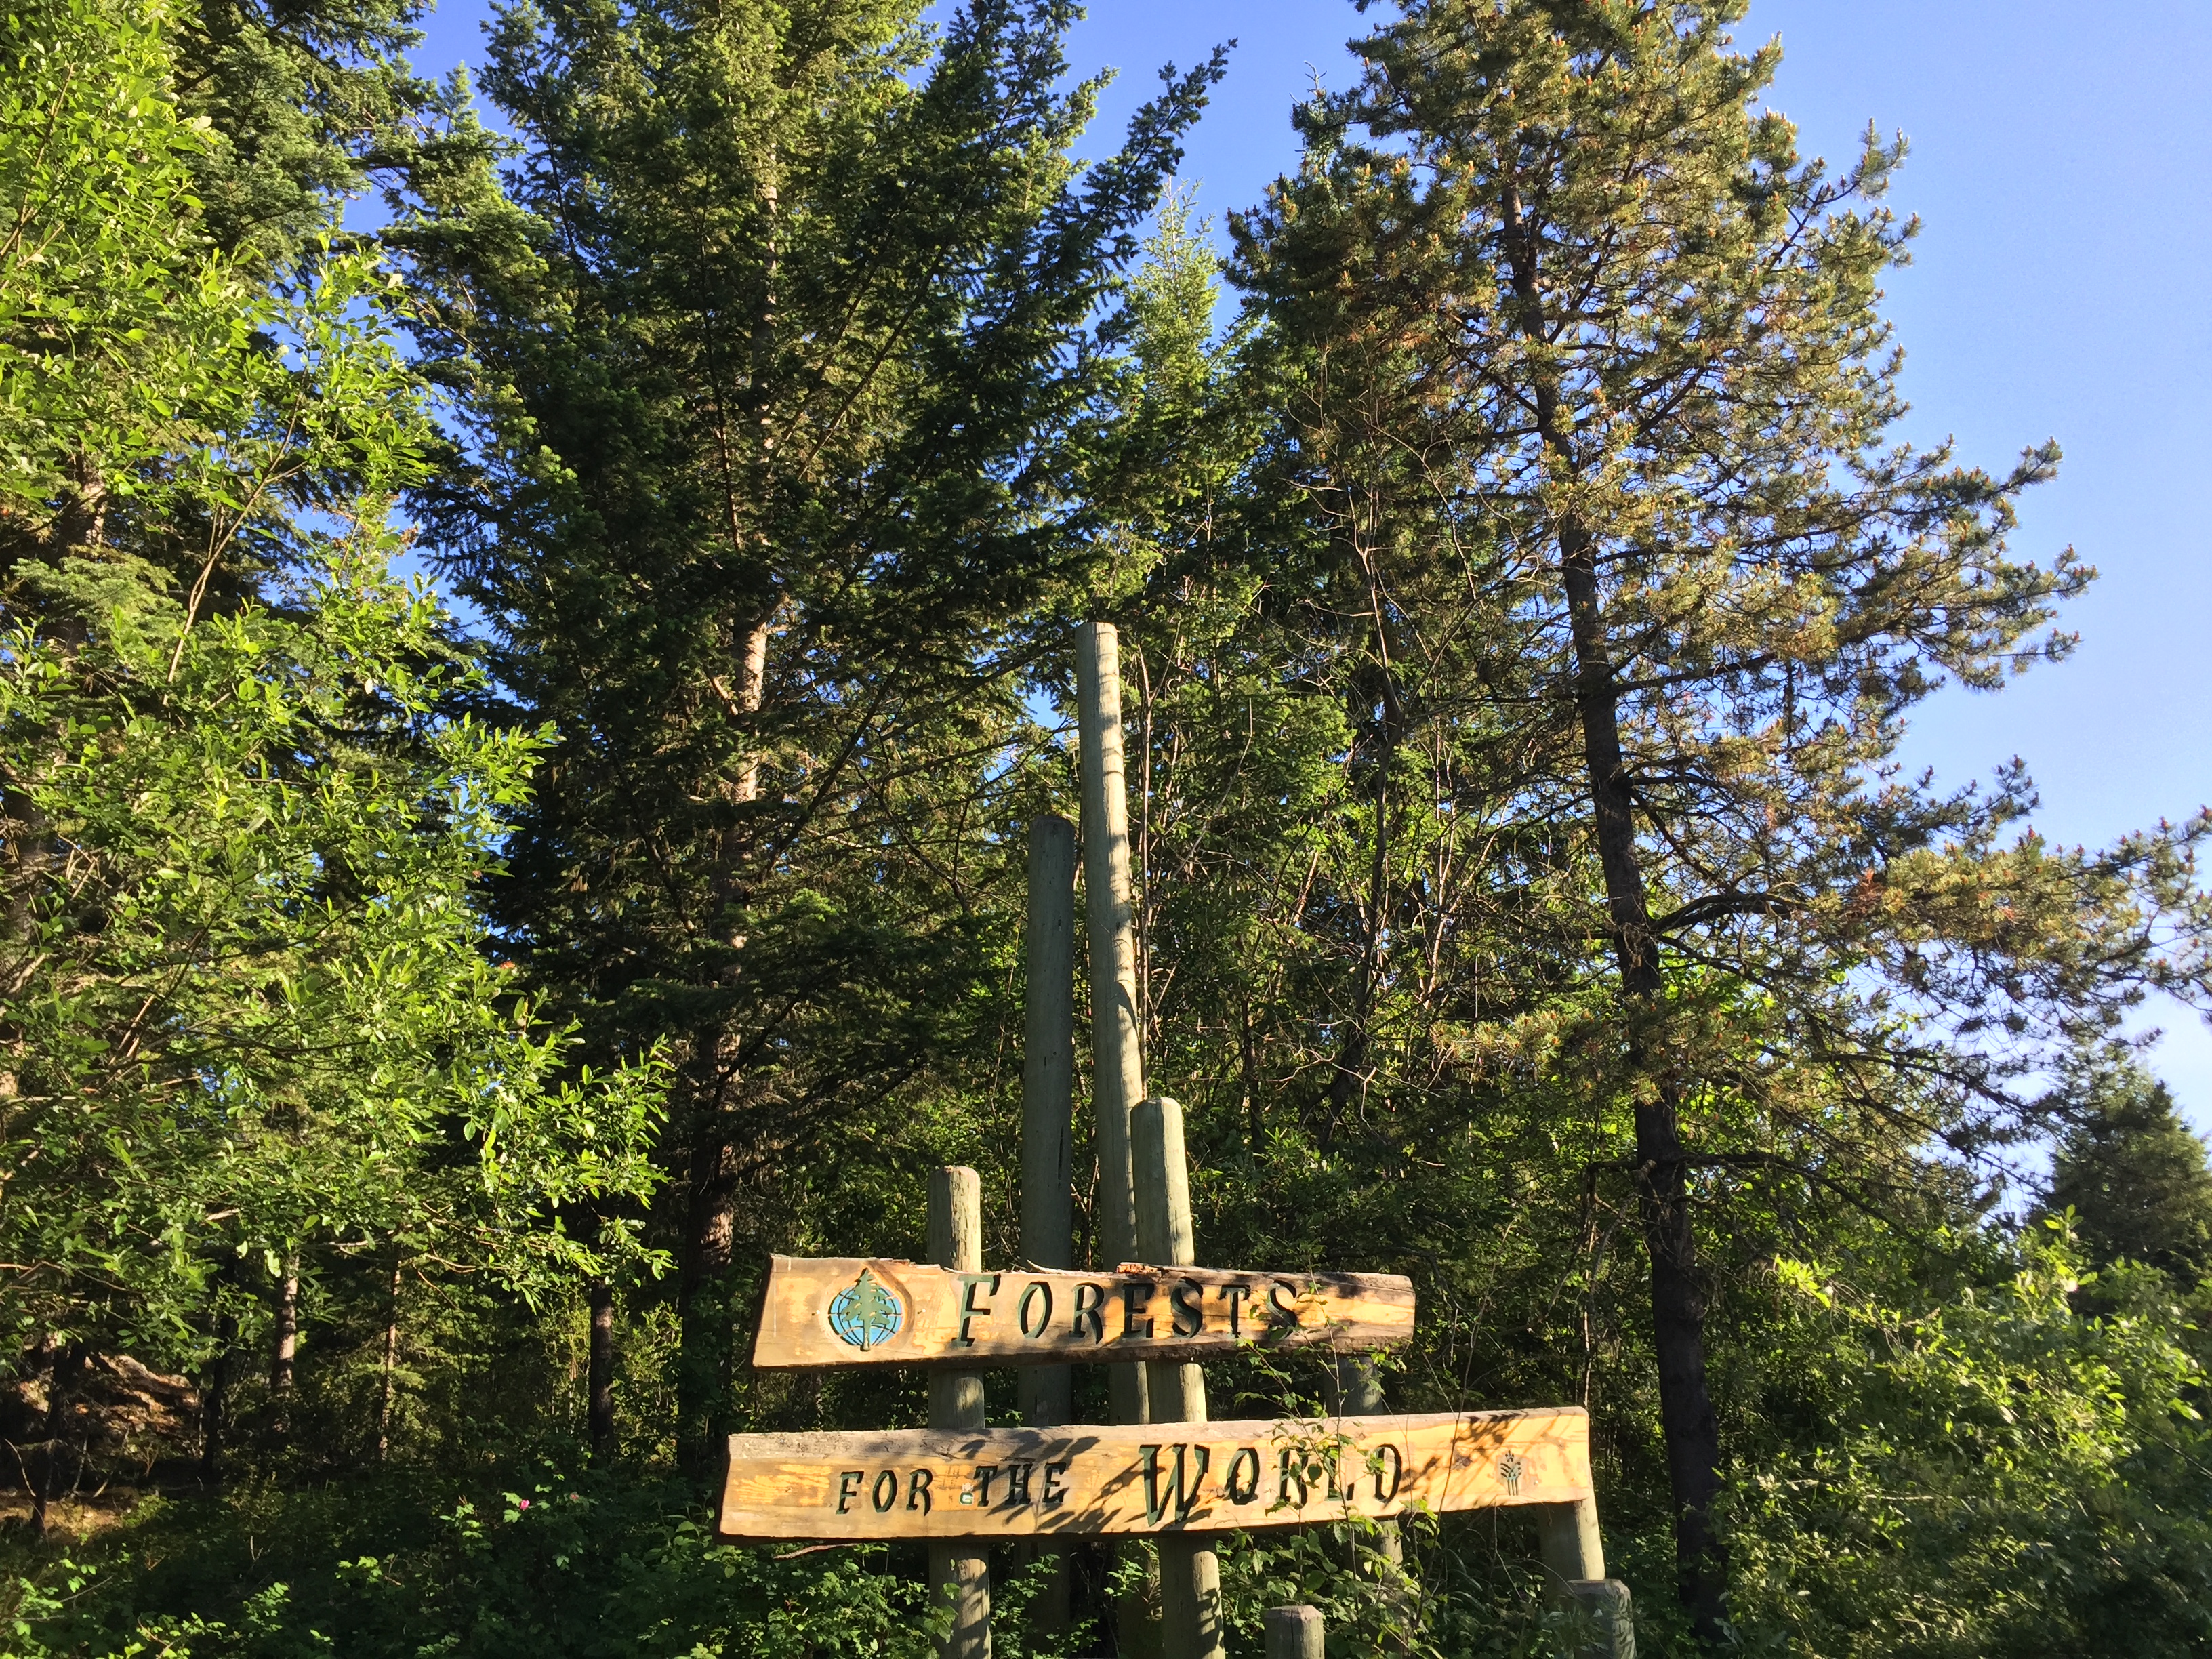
[2049, 1057, 2212, 1284]
[392, 0, 1221, 1472]
[1228, 0, 2212, 1632]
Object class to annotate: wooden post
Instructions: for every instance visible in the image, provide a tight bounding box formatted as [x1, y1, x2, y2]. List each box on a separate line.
[1076, 621, 1148, 1431]
[1537, 1498, 1606, 1584]
[1537, 1499, 1635, 1658]
[1134, 1097, 1222, 1659]
[1263, 1605, 1324, 1659]
[1332, 1353, 1404, 1569]
[1019, 814, 1077, 1430]
[1132, 1097, 1203, 1422]
[1080, 623, 1161, 1659]
[1018, 815, 1076, 1634]
[928, 1167, 991, 1659]
[1561, 1580, 1636, 1659]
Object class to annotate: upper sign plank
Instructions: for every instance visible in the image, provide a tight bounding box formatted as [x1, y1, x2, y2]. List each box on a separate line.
[752, 1255, 1415, 1370]
[716, 1408, 1591, 1542]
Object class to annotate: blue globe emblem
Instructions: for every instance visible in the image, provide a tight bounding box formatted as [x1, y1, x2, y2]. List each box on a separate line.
[828, 1268, 904, 1351]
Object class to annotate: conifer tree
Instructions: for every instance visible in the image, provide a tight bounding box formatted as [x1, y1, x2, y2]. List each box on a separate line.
[2049, 1056, 2212, 1284]
[1230, 0, 2212, 1631]
[394, 0, 1221, 1471]
[171, 0, 440, 264]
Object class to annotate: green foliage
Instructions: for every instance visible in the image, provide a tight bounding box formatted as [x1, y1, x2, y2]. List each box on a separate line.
[1, 1470, 941, 1657]
[1, 0, 233, 538]
[169, 0, 441, 266]
[1214, 0, 2212, 1237]
[388, 0, 1225, 1469]
[2, 0, 430, 607]
[1164, 0, 2212, 1620]
[0, 0, 662, 1496]
[6, 0, 2212, 1654]
[1, 535, 666, 1367]
[1725, 1226, 2212, 1657]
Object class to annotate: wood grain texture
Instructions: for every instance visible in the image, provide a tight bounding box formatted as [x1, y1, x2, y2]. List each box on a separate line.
[751, 1256, 1416, 1371]
[1019, 817, 1078, 1448]
[716, 1408, 1591, 1542]
[926, 1166, 990, 1657]
[1078, 621, 1149, 1432]
[1134, 1097, 1221, 1659]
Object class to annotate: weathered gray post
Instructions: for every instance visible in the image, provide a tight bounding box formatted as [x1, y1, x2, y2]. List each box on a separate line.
[1134, 1096, 1223, 1659]
[1330, 1353, 1404, 1569]
[1263, 1605, 1324, 1659]
[1076, 621, 1150, 1431]
[1561, 1581, 1635, 1659]
[1537, 1500, 1636, 1658]
[1017, 815, 1076, 1631]
[1018, 814, 1077, 1423]
[1537, 1498, 1605, 1585]
[928, 1166, 991, 1659]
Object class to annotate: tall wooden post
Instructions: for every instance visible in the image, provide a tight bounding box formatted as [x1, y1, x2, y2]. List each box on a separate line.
[1019, 815, 1077, 1427]
[1080, 624, 1160, 1656]
[928, 1166, 991, 1659]
[1018, 816, 1076, 1632]
[1537, 1498, 1606, 1585]
[1134, 1096, 1223, 1659]
[1076, 622, 1149, 1430]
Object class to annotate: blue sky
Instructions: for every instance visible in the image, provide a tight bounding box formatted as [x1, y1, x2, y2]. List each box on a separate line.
[405, 0, 2212, 1124]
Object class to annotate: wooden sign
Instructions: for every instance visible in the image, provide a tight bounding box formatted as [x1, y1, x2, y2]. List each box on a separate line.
[751, 1256, 1415, 1371]
[716, 1407, 1590, 1542]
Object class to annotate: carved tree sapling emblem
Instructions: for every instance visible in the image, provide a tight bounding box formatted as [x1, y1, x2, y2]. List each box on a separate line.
[828, 1269, 905, 1351]
[1499, 1450, 1525, 1496]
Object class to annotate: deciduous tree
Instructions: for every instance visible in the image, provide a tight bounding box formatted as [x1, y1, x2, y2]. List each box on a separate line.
[1, 0, 661, 1508]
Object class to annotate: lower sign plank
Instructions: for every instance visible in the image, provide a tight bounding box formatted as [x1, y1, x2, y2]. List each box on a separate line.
[752, 1255, 1415, 1370]
[716, 1408, 1591, 1542]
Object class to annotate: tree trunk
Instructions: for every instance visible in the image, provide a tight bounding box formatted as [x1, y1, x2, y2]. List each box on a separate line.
[588, 1277, 616, 1460]
[1559, 514, 1727, 1637]
[269, 1261, 298, 1443]
[1501, 170, 1727, 1637]
[676, 613, 772, 1480]
[375, 1254, 401, 1464]
[1324, 600, 1406, 1152]
[1237, 989, 1263, 1159]
[676, 1105, 739, 1476]
[680, 143, 779, 1485]
[30, 1342, 84, 1536]
[201, 1309, 237, 1484]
